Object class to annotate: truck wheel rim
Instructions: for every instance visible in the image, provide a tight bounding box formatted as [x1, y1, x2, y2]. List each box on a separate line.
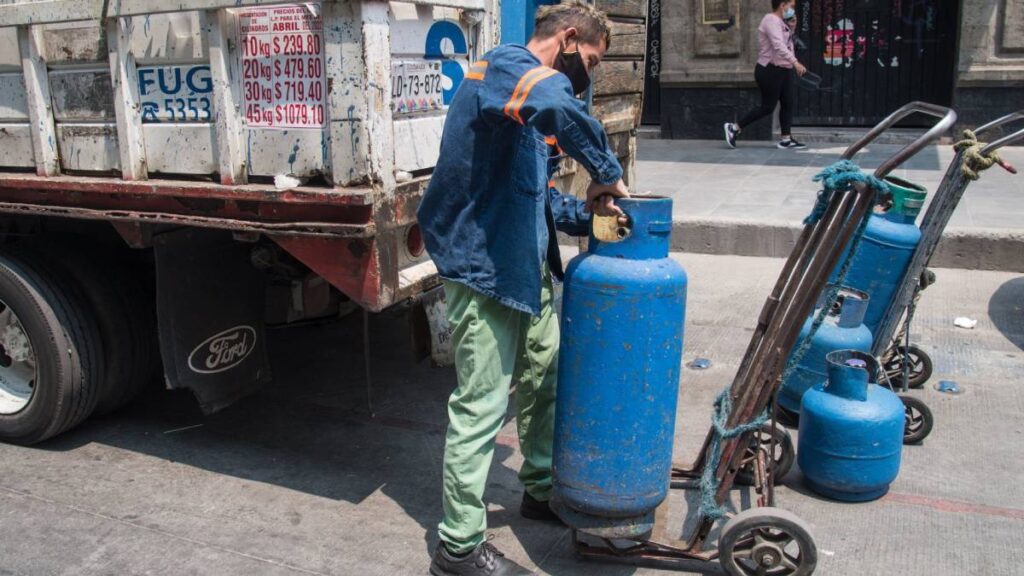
[0, 301, 37, 415]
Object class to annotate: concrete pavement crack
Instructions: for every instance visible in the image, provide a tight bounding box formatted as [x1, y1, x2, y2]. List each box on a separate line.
[534, 528, 570, 572]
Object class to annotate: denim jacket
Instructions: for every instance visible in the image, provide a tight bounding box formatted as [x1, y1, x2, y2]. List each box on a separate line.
[417, 44, 623, 315]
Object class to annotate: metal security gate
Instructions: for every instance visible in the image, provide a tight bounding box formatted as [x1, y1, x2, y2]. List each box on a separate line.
[793, 0, 959, 127]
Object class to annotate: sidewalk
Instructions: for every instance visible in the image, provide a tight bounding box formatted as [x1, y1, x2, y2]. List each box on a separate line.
[635, 139, 1024, 271]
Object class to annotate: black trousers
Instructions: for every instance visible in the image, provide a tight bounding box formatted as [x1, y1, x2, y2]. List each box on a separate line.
[738, 63, 795, 135]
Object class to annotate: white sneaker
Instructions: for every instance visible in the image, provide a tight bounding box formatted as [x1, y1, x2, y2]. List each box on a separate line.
[777, 138, 807, 150]
[724, 123, 738, 149]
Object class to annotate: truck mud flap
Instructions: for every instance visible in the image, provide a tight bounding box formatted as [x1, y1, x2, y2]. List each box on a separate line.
[154, 229, 271, 413]
[409, 285, 454, 367]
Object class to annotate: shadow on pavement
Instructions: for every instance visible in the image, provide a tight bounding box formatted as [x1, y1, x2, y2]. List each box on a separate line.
[22, 301, 853, 575]
[989, 276, 1024, 351]
[31, 311, 562, 568]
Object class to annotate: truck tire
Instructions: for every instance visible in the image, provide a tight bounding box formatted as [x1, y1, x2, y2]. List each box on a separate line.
[31, 238, 157, 415]
[0, 246, 103, 445]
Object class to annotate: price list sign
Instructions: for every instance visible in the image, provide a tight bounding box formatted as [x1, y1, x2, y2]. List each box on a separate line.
[238, 5, 327, 129]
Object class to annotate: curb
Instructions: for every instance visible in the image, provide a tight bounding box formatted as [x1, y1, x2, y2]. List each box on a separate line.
[669, 219, 1024, 273]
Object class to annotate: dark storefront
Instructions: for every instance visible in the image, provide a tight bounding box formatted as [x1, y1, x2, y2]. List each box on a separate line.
[653, 0, 1023, 139]
[794, 0, 959, 127]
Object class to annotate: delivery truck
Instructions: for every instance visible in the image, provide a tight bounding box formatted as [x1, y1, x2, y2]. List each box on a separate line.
[0, 0, 647, 445]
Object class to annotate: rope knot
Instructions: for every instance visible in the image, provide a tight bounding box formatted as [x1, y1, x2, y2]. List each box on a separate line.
[954, 128, 1003, 181]
[804, 160, 890, 224]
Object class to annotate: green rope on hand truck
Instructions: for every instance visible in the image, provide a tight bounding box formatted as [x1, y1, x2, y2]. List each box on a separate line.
[955, 129, 1006, 181]
[697, 160, 889, 522]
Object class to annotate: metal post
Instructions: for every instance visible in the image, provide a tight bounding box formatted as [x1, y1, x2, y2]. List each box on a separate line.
[363, 308, 374, 417]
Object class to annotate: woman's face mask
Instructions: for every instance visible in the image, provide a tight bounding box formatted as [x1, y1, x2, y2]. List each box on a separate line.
[554, 39, 591, 96]
[783, 6, 796, 19]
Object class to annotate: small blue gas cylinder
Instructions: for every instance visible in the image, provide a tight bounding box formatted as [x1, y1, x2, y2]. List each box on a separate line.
[799, 350, 904, 502]
[552, 197, 687, 538]
[778, 287, 873, 415]
[830, 176, 926, 333]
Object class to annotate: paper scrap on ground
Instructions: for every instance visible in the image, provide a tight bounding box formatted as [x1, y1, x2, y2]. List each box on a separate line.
[953, 317, 977, 329]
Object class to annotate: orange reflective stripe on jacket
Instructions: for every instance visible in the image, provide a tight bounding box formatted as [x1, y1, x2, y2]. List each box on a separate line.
[544, 135, 564, 155]
[503, 66, 558, 124]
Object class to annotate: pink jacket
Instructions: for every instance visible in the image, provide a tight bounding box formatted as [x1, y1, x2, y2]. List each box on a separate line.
[757, 13, 797, 68]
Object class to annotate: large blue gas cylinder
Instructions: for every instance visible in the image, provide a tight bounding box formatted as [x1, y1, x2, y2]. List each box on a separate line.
[829, 176, 926, 333]
[778, 287, 873, 415]
[551, 197, 687, 538]
[799, 350, 904, 502]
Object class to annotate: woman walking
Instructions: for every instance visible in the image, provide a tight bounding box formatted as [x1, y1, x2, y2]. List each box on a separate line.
[724, 0, 807, 149]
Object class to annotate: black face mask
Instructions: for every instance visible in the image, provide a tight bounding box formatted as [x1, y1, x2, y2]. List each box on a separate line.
[553, 42, 591, 96]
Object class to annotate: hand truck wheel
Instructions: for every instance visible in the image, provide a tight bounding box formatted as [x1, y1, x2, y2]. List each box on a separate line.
[735, 424, 795, 486]
[774, 405, 800, 428]
[719, 507, 818, 576]
[900, 395, 933, 444]
[883, 345, 933, 389]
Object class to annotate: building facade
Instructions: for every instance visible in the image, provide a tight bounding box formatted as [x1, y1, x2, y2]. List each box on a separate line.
[647, 0, 1023, 139]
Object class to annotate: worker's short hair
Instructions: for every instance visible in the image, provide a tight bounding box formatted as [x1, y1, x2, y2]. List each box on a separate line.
[771, 0, 790, 9]
[533, 1, 612, 50]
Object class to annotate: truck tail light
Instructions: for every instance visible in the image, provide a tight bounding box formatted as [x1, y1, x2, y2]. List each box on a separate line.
[406, 224, 424, 257]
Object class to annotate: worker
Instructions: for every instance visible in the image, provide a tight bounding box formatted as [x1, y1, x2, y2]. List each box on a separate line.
[417, 2, 629, 575]
[724, 0, 808, 150]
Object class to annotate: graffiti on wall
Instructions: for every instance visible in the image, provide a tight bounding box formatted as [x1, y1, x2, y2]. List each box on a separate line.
[796, 0, 957, 125]
[648, 0, 660, 80]
[810, 0, 937, 69]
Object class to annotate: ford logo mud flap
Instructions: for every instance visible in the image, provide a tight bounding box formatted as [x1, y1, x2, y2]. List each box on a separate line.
[155, 229, 272, 413]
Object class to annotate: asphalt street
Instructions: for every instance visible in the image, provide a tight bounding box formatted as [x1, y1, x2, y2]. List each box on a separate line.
[1, 252, 1021, 575]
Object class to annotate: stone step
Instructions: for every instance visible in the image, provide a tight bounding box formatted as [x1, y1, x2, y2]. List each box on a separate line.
[789, 126, 950, 146]
[640, 124, 954, 146]
[563, 220, 1024, 272]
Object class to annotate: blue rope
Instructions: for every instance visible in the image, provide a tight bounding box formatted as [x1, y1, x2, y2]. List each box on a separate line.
[698, 160, 889, 521]
[785, 161, 888, 382]
[780, 210, 871, 385]
[804, 160, 889, 224]
[698, 390, 769, 520]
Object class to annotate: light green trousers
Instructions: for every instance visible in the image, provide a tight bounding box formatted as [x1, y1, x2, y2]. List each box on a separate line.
[438, 271, 559, 553]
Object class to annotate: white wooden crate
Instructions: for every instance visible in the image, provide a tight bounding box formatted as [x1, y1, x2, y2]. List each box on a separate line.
[0, 0, 495, 187]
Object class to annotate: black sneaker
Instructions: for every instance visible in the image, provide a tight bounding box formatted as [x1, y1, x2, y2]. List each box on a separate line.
[520, 492, 562, 523]
[724, 123, 739, 149]
[429, 539, 533, 576]
[777, 138, 807, 149]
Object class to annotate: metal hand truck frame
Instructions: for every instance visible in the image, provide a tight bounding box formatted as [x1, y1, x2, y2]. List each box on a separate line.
[570, 102, 957, 576]
[851, 111, 1024, 444]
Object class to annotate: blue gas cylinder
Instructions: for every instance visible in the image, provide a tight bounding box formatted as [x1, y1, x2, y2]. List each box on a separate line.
[551, 197, 687, 538]
[799, 350, 904, 502]
[829, 176, 926, 333]
[778, 287, 873, 415]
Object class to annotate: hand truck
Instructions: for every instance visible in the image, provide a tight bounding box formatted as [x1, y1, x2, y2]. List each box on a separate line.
[571, 102, 956, 576]
[846, 110, 1023, 443]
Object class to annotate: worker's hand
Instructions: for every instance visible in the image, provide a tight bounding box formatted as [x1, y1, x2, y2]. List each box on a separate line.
[586, 179, 630, 223]
[795, 62, 808, 77]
